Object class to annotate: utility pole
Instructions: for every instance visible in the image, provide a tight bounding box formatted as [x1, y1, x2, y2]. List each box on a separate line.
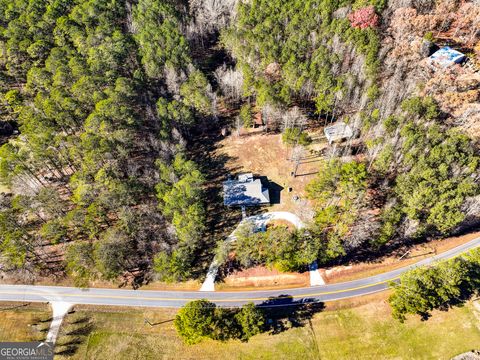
[291, 145, 305, 177]
[293, 157, 300, 177]
[236, 116, 241, 137]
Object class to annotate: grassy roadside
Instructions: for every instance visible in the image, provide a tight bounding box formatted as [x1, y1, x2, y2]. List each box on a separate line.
[0, 302, 49, 342]
[1, 295, 478, 359]
[44, 294, 480, 360]
[0, 278, 203, 292]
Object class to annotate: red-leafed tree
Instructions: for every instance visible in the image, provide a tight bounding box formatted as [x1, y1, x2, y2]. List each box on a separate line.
[348, 6, 379, 29]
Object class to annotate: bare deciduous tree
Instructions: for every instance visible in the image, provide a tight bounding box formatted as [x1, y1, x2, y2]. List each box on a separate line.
[281, 106, 307, 132]
[187, 0, 238, 41]
[262, 104, 284, 132]
[164, 66, 187, 96]
[214, 64, 244, 102]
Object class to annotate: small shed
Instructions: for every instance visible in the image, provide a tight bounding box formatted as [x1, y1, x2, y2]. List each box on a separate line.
[223, 173, 270, 207]
[429, 46, 466, 68]
[324, 122, 353, 145]
[254, 112, 264, 127]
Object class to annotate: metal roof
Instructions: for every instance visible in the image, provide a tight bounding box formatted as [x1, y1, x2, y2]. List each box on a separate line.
[429, 46, 466, 68]
[324, 122, 353, 144]
[238, 173, 254, 183]
[223, 174, 270, 206]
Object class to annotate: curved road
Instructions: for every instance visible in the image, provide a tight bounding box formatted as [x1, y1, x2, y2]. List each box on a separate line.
[0, 235, 479, 308]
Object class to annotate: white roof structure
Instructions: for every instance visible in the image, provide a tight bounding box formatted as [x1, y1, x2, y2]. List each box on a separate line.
[429, 46, 466, 68]
[223, 173, 270, 207]
[238, 173, 254, 182]
[324, 122, 353, 144]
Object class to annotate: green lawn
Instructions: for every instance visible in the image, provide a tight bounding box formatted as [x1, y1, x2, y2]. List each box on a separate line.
[52, 299, 480, 360]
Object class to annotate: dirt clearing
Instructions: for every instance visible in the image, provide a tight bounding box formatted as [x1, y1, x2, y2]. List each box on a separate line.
[216, 129, 326, 218]
[217, 265, 309, 290]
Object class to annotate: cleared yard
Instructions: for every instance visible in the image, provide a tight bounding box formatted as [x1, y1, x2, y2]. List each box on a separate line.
[217, 129, 325, 217]
[49, 296, 480, 360]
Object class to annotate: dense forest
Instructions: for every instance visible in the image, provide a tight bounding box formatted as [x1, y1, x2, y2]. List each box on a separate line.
[0, 0, 479, 285]
[0, 0, 213, 285]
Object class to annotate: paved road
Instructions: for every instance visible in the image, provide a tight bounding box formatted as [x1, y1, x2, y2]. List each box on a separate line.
[0, 236, 479, 308]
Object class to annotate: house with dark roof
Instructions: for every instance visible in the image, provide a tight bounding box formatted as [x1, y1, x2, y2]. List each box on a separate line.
[223, 173, 270, 207]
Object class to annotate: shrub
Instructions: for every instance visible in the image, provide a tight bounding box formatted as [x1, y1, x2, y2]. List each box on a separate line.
[174, 299, 215, 344]
[240, 103, 253, 127]
[423, 31, 435, 42]
[389, 249, 480, 322]
[366, 84, 380, 101]
[282, 127, 312, 146]
[348, 6, 379, 29]
[374, 206, 402, 246]
[235, 303, 265, 341]
[175, 300, 265, 344]
[400, 96, 439, 120]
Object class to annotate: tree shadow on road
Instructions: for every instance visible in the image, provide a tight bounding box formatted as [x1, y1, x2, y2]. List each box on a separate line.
[257, 295, 325, 335]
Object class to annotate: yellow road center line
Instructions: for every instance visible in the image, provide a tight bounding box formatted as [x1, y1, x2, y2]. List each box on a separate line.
[0, 276, 400, 303]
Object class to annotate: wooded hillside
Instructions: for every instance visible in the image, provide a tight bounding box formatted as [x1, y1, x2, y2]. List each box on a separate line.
[0, 0, 479, 284]
[0, 0, 212, 285]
